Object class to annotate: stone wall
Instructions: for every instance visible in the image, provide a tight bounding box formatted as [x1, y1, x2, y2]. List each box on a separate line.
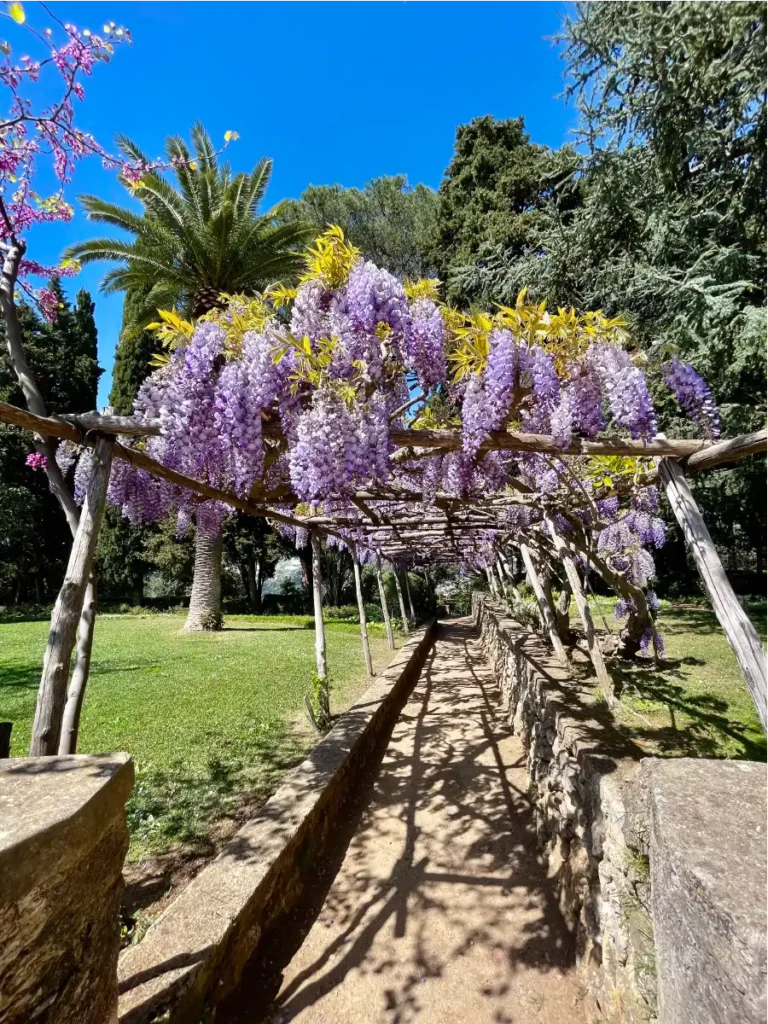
[472, 594, 766, 1024]
[473, 593, 656, 1021]
[0, 753, 135, 1024]
[118, 622, 437, 1024]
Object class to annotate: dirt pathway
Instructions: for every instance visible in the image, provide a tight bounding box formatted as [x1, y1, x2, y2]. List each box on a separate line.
[233, 620, 582, 1023]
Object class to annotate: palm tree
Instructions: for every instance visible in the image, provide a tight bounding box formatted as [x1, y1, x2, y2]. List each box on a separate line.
[66, 123, 311, 630]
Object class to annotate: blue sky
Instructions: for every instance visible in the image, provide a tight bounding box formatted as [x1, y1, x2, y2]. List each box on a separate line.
[25, 1, 577, 407]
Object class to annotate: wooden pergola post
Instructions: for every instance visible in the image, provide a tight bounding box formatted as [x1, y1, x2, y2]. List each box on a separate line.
[376, 558, 395, 650]
[519, 541, 569, 669]
[393, 568, 410, 635]
[310, 531, 328, 682]
[485, 566, 500, 600]
[29, 437, 114, 756]
[308, 531, 331, 729]
[352, 550, 374, 677]
[58, 573, 98, 755]
[660, 458, 767, 728]
[404, 570, 416, 622]
[545, 516, 615, 706]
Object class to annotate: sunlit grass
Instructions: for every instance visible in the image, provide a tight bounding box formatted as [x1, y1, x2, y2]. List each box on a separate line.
[0, 613, 399, 859]
[584, 598, 766, 761]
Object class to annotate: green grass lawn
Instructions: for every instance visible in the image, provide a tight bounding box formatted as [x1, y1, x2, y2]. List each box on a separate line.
[584, 599, 766, 761]
[0, 613, 399, 861]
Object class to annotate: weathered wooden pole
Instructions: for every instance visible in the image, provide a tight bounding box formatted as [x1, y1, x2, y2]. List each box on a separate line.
[659, 457, 767, 728]
[376, 559, 395, 650]
[485, 566, 500, 600]
[545, 516, 615, 706]
[310, 532, 328, 682]
[352, 551, 374, 677]
[58, 573, 98, 755]
[495, 557, 505, 593]
[393, 568, 410, 635]
[519, 541, 570, 669]
[29, 437, 114, 756]
[498, 548, 524, 603]
[404, 570, 416, 622]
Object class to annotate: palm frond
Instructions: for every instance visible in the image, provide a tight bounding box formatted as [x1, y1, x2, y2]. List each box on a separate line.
[78, 195, 146, 235]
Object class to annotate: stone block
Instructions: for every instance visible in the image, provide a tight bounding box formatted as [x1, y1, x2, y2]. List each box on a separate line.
[0, 753, 134, 1024]
[644, 758, 767, 1024]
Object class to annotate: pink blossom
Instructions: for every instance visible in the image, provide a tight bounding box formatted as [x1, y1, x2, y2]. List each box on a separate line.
[25, 451, 48, 471]
[38, 287, 59, 322]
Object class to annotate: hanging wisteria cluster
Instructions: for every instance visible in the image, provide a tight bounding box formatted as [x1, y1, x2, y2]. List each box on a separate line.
[83, 227, 722, 646]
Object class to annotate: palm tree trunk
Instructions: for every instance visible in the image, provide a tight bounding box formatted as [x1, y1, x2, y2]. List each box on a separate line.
[185, 531, 223, 630]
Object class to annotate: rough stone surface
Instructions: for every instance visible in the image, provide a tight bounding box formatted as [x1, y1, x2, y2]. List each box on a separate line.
[0, 753, 134, 1024]
[644, 758, 767, 1024]
[117, 623, 437, 1024]
[225, 620, 582, 1023]
[473, 593, 655, 1021]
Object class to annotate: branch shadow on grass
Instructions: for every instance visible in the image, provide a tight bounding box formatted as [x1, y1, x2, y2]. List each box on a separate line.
[609, 656, 767, 761]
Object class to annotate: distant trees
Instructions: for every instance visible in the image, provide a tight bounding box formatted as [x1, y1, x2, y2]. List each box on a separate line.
[431, 115, 579, 304]
[287, 175, 439, 280]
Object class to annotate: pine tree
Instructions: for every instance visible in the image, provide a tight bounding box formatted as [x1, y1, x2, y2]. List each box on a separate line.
[431, 115, 580, 304]
[109, 287, 163, 413]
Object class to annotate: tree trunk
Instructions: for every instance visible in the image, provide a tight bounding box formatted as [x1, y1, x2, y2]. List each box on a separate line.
[564, 536, 654, 659]
[3, 239, 101, 754]
[245, 558, 258, 612]
[58, 576, 98, 755]
[309, 532, 330, 730]
[404, 571, 416, 622]
[393, 569, 410, 635]
[659, 457, 767, 729]
[185, 530, 223, 630]
[377, 563, 395, 650]
[498, 549, 524, 604]
[545, 517, 615, 706]
[519, 542, 570, 670]
[30, 438, 113, 756]
[353, 555, 374, 677]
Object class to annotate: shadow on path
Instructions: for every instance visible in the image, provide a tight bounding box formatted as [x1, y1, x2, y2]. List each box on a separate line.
[221, 621, 581, 1024]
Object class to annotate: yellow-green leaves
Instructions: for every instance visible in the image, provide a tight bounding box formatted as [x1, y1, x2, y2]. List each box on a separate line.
[404, 277, 441, 302]
[585, 454, 651, 489]
[224, 130, 240, 143]
[301, 225, 360, 289]
[148, 308, 195, 355]
[7, 3, 24, 25]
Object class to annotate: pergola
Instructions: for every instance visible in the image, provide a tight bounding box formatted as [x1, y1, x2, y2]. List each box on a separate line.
[2, 398, 765, 753]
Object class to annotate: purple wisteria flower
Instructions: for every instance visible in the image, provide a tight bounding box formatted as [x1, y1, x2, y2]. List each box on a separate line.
[663, 357, 721, 439]
[588, 344, 657, 440]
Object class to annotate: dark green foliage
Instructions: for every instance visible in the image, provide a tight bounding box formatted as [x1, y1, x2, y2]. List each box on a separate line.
[439, 4, 766, 588]
[286, 175, 439, 279]
[0, 287, 101, 603]
[432, 115, 579, 302]
[109, 287, 163, 414]
[222, 513, 291, 614]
